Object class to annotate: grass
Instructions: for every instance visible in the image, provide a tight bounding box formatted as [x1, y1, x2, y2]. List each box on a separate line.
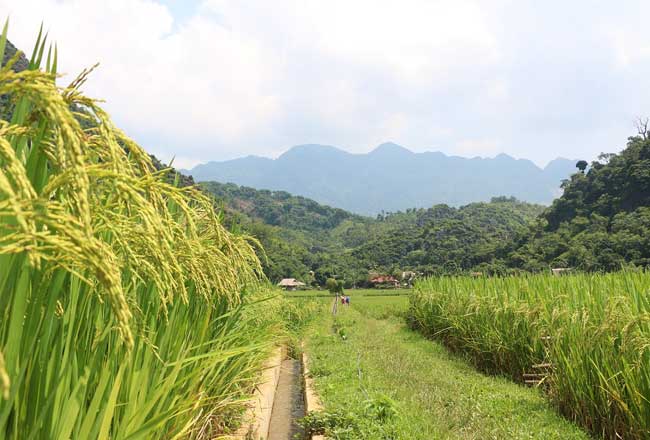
[301, 295, 589, 439]
[0, 24, 284, 439]
[284, 288, 411, 298]
[411, 272, 650, 439]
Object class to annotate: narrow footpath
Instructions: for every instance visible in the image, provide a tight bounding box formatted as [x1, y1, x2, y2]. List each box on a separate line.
[301, 296, 590, 439]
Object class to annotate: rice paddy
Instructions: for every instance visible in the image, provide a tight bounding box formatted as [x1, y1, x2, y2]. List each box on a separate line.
[299, 295, 588, 439]
[410, 272, 650, 439]
[0, 25, 284, 439]
[3, 22, 649, 440]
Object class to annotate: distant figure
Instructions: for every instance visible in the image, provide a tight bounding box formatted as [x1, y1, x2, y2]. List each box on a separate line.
[341, 295, 346, 305]
[345, 296, 350, 306]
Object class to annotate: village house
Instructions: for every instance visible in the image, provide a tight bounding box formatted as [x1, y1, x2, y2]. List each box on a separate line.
[551, 268, 572, 276]
[277, 278, 306, 291]
[369, 275, 399, 288]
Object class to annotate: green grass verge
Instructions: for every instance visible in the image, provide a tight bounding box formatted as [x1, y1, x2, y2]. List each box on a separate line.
[301, 296, 589, 439]
[284, 288, 411, 298]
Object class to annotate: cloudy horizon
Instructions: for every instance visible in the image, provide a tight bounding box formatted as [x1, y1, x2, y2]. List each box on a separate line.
[2, 0, 649, 168]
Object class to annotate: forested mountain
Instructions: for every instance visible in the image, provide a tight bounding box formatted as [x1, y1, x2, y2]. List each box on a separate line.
[350, 197, 544, 275]
[202, 182, 365, 234]
[1, 40, 30, 120]
[200, 181, 544, 284]
[1, 39, 29, 72]
[182, 143, 575, 215]
[202, 125, 650, 281]
[508, 131, 650, 271]
[200, 181, 367, 283]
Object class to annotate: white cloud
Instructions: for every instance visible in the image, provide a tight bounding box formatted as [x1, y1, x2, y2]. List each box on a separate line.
[2, 0, 650, 168]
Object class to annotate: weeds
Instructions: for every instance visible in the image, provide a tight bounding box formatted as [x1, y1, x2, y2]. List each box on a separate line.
[299, 395, 399, 440]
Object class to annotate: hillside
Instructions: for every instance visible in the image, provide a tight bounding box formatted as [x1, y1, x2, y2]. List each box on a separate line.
[350, 197, 544, 275]
[201, 181, 366, 234]
[1, 39, 30, 120]
[200, 181, 368, 283]
[200, 182, 544, 284]
[183, 143, 575, 215]
[508, 132, 650, 271]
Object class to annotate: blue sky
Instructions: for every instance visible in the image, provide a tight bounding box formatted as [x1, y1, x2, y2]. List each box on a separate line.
[158, 0, 198, 21]
[3, 0, 650, 168]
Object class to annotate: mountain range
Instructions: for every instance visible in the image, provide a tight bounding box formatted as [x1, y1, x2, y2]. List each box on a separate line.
[181, 143, 576, 215]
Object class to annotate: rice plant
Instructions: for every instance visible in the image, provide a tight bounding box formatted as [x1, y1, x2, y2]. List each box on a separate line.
[410, 271, 650, 439]
[0, 23, 282, 439]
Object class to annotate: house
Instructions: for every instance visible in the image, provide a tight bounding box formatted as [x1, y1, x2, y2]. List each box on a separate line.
[278, 278, 306, 291]
[551, 268, 572, 276]
[369, 275, 399, 288]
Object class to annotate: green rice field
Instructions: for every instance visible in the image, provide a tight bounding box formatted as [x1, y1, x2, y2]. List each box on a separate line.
[410, 272, 650, 439]
[0, 26, 284, 439]
[284, 288, 411, 298]
[299, 295, 589, 439]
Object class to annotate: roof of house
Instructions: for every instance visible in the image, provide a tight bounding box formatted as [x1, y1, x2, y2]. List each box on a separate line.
[370, 275, 398, 283]
[551, 268, 572, 274]
[278, 278, 306, 287]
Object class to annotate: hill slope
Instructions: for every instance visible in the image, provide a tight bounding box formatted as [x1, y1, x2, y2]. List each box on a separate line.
[509, 133, 650, 271]
[201, 181, 544, 284]
[183, 143, 575, 215]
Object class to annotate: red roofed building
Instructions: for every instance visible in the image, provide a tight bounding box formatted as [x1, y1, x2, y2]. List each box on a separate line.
[369, 275, 399, 288]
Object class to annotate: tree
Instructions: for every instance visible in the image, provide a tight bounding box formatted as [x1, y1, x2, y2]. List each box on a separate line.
[576, 160, 588, 172]
[326, 278, 345, 315]
[325, 278, 343, 295]
[507, 132, 650, 272]
[635, 116, 649, 140]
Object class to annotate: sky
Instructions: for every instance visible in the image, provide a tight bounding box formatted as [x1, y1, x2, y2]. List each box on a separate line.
[2, 0, 650, 169]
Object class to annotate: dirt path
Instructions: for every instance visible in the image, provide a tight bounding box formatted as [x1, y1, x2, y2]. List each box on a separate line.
[267, 359, 305, 440]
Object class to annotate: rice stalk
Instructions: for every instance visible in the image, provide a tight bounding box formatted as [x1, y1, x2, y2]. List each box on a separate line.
[411, 271, 650, 439]
[0, 24, 278, 439]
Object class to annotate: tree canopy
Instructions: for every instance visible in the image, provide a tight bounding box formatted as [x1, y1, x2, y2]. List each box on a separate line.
[507, 134, 650, 271]
[198, 131, 650, 283]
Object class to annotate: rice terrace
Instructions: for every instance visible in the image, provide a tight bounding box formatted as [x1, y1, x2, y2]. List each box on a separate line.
[2, 3, 650, 440]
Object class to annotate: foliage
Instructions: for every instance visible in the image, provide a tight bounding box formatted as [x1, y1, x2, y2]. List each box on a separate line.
[350, 197, 543, 276]
[299, 396, 398, 440]
[201, 180, 544, 283]
[201, 181, 361, 233]
[325, 277, 344, 295]
[299, 410, 366, 438]
[509, 135, 650, 271]
[202, 130, 650, 280]
[410, 272, 650, 439]
[575, 160, 588, 172]
[0, 26, 281, 439]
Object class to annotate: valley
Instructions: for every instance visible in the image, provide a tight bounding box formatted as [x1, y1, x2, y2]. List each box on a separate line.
[199, 128, 650, 285]
[2, 14, 650, 440]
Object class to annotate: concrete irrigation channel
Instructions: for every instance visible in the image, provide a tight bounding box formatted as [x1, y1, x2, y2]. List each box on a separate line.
[267, 359, 305, 439]
[232, 346, 323, 440]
